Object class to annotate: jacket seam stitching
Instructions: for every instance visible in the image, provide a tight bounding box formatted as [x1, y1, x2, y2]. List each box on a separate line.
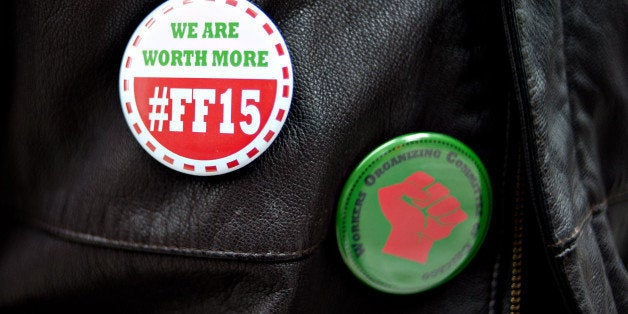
[28, 219, 321, 260]
[550, 200, 606, 249]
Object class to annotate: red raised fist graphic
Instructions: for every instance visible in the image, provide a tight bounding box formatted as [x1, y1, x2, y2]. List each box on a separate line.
[378, 171, 467, 264]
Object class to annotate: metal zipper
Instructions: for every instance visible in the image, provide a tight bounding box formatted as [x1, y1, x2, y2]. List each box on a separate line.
[500, 0, 536, 310]
[509, 160, 524, 313]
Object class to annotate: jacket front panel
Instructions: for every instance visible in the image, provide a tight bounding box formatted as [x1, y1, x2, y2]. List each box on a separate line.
[1, 0, 626, 312]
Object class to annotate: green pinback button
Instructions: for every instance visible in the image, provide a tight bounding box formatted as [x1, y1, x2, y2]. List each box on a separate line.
[336, 132, 492, 294]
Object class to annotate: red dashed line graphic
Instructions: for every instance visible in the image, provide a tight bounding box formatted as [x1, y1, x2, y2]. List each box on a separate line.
[121, 0, 292, 175]
[246, 8, 257, 18]
[133, 123, 142, 134]
[263, 23, 273, 35]
[227, 160, 240, 168]
[282, 85, 289, 98]
[276, 109, 286, 122]
[133, 36, 142, 47]
[275, 44, 285, 56]
[264, 130, 275, 142]
[247, 148, 259, 158]
[145, 18, 155, 28]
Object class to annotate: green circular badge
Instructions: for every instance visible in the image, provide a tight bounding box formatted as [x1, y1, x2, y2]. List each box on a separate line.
[336, 132, 492, 294]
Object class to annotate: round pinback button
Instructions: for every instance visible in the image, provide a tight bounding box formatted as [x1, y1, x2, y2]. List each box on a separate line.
[336, 132, 492, 294]
[119, 0, 293, 176]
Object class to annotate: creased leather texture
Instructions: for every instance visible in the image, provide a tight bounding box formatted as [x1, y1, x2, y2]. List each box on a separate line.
[1, 0, 626, 313]
[4, 0, 510, 260]
[503, 0, 628, 312]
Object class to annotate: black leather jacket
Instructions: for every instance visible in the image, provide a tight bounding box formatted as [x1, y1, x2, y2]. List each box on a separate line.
[1, 0, 626, 313]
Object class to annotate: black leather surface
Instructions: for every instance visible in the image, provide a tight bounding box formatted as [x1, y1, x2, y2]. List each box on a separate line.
[5, 0, 509, 260]
[1, 0, 626, 312]
[504, 0, 628, 312]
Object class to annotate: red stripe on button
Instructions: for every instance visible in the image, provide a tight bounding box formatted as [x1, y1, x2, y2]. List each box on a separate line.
[133, 36, 141, 47]
[276, 109, 286, 122]
[246, 8, 257, 18]
[247, 148, 259, 158]
[263, 23, 273, 35]
[163, 7, 174, 14]
[184, 164, 195, 171]
[282, 67, 289, 79]
[282, 85, 289, 98]
[146, 18, 155, 28]
[227, 160, 240, 168]
[133, 123, 141, 134]
[226, 0, 238, 6]
[183, 0, 193, 4]
[125, 57, 132, 68]
[205, 165, 217, 172]
[146, 141, 156, 152]
[264, 130, 275, 142]
[125, 102, 132, 113]
[123, 80, 128, 91]
[163, 155, 174, 164]
[275, 44, 284, 56]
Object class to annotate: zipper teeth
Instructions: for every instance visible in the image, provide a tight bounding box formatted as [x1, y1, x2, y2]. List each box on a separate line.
[510, 160, 524, 313]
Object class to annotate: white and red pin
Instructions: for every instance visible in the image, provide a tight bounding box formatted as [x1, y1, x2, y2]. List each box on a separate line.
[119, 0, 293, 175]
